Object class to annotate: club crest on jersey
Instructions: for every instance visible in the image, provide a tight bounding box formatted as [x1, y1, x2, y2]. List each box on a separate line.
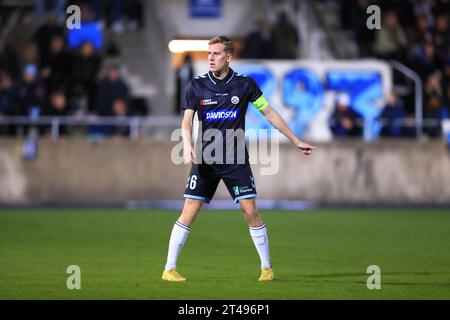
[231, 96, 239, 104]
[205, 109, 239, 122]
[200, 99, 218, 106]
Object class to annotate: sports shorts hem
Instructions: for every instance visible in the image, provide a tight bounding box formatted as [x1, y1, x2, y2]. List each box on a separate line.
[234, 193, 257, 203]
[184, 194, 211, 203]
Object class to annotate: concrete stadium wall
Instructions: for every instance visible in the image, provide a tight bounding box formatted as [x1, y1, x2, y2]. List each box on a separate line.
[1, 138, 450, 205]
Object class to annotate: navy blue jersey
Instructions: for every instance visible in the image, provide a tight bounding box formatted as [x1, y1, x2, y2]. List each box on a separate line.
[182, 68, 269, 164]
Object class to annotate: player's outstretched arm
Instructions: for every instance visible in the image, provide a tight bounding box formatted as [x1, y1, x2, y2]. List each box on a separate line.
[181, 109, 196, 163]
[261, 106, 316, 156]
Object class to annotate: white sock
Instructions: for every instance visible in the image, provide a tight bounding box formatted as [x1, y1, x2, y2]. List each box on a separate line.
[164, 220, 190, 271]
[249, 224, 271, 269]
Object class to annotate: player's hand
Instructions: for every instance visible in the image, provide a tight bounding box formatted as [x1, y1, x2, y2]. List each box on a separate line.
[295, 141, 316, 156]
[183, 146, 196, 164]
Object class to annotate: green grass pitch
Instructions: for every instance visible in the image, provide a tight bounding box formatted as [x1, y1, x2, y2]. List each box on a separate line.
[0, 208, 449, 299]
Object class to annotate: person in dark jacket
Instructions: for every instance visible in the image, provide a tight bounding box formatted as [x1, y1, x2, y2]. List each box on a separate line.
[330, 93, 362, 137]
[95, 63, 129, 116]
[41, 35, 72, 95]
[379, 91, 406, 137]
[70, 41, 101, 112]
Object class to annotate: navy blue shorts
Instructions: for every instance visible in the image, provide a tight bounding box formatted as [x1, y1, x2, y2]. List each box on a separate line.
[184, 164, 257, 203]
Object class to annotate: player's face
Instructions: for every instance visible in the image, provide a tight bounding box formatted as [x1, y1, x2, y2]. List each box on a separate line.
[208, 43, 231, 73]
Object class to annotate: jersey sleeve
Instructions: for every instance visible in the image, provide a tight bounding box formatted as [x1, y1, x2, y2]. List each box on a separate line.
[182, 80, 197, 111]
[248, 77, 269, 111]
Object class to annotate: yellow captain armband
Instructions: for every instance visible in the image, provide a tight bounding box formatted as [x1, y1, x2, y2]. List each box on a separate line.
[253, 95, 269, 111]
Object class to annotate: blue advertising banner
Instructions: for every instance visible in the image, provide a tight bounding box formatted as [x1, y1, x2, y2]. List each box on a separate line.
[193, 60, 392, 141]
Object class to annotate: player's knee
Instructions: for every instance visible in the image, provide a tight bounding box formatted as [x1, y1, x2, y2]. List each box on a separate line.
[242, 206, 259, 219]
[180, 200, 203, 226]
[184, 198, 203, 209]
[181, 199, 202, 217]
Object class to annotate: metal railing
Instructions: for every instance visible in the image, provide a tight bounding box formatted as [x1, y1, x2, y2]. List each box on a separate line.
[0, 115, 182, 140]
[390, 61, 423, 138]
[0, 115, 444, 140]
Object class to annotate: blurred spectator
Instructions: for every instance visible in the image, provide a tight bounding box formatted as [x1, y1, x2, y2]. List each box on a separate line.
[433, 13, 449, 68]
[270, 12, 299, 59]
[33, 12, 65, 59]
[17, 64, 45, 117]
[241, 19, 276, 59]
[92, 0, 123, 33]
[92, 0, 143, 33]
[414, 14, 433, 44]
[175, 54, 194, 115]
[89, 97, 130, 137]
[424, 72, 448, 137]
[241, 20, 264, 59]
[372, 10, 407, 60]
[413, 0, 435, 28]
[379, 91, 406, 137]
[95, 63, 129, 116]
[330, 93, 362, 137]
[0, 70, 17, 135]
[70, 42, 102, 113]
[7, 11, 35, 55]
[443, 59, 450, 110]
[386, 0, 416, 30]
[45, 90, 70, 116]
[44, 90, 70, 134]
[112, 97, 128, 116]
[41, 35, 72, 94]
[110, 97, 130, 136]
[0, 35, 20, 80]
[35, 0, 67, 25]
[67, 4, 103, 51]
[0, 70, 17, 116]
[16, 64, 46, 135]
[412, 42, 438, 80]
[17, 41, 41, 72]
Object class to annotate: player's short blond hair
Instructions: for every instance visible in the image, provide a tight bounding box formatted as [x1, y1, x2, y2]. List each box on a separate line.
[208, 36, 235, 55]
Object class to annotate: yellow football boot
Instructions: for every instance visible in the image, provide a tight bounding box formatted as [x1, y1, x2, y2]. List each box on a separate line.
[162, 268, 186, 282]
[258, 267, 274, 281]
